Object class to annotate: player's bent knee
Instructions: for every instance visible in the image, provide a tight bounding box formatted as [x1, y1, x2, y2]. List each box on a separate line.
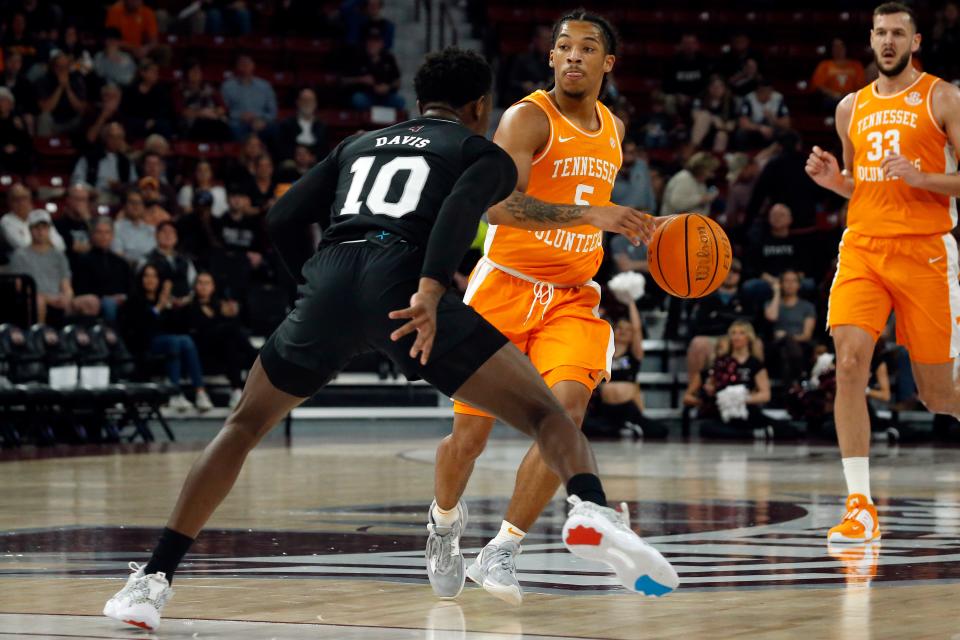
[835, 353, 870, 386]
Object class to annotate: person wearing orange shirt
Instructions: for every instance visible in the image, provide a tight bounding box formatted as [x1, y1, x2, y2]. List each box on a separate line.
[807, 3, 960, 546]
[105, 0, 158, 59]
[811, 38, 866, 110]
[425, 10, 672, 605]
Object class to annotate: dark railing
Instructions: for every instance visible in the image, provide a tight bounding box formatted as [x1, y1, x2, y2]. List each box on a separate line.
[438, 1, 459, 49]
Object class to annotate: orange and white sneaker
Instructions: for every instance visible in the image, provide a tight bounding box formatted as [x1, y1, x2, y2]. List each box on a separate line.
[827, 494, 881, 543]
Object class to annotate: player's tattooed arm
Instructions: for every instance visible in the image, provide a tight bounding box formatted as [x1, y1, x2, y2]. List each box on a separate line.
[489, 191, 655, 244]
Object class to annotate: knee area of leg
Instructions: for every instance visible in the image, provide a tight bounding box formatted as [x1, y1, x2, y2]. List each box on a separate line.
[835, 353, 869, 383]
[452, 433, 488, 460]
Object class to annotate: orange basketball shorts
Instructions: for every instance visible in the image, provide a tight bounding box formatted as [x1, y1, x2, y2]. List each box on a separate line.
[453, 259, 614, 418]
[827, 229, 960, 364]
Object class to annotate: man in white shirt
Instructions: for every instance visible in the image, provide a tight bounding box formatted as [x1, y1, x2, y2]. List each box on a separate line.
[1, 183, 66, 252]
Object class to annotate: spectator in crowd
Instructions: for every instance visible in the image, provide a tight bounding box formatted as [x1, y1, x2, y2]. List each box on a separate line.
[202, 0, 254, 36]
[2, 184, 66, 251]
[746, 130, 818, 230]
[276, 143, 318, 183]
[1, 13, 38, 69]
[9, 209, 99, 324]
[717, 32, 760, 96]
[734, 77, 790, 150]
[72, 121, 137, 199]
[36, 50, 88, 136]
[1, 49, 37, 126]
[112, 189, 156, 263]
[742, 203, 808, 309]
[660, 151, 719, 216]
[178, 160, 228, 217]
[224, 133, 266, 187]
[690, 75, 738, 153]
[82, 83, 123, 147]
[345, 0, 395, 50]
[59, 25, 93, 73]
[719, 152, 759, 237]
[0, 87, 33, 173]
[105, 0, 158, 60]
[928, 1, 960, 80]
[810, 38, 865, 112]
[93, 27, 136, 87]
[137, 176, 172, 226]
[242, 154, 278, 214]
[21, 0, 63, 39]
[611, 138, 657, 212]
[121, 59, 175, 139]
[343, 27, 404, 111]
[593, 298, 667, 438]
[72, 216, 131, 324]
[662, 33, 709, 112]
[274, 89, 327, 161]
[54, 183, 94, 267]
[185, 271, 258, 408]
[144, 221, 195, 304]
[176, 189, 219, 260]
[214, 190, 267, 271]
[272, 88, 327, 163]
[140, 151, 179, 215]
[638, 92, 678, 149]
[684, 320, 782, 439]
[220, 53, 278, 139]
[502, 25, 553, 106]
[174, 59, 232, 141]
[764, 269, 817, 383]
[685, 259, 750, 383]
[122, 263, 213, 412]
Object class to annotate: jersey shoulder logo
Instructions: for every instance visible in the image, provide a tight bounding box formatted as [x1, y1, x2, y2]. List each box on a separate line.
[558, 135, 575, 143]
[408, 125, 425, 132]
[609, 137, 616, 148]
[905, 91, 923, 106]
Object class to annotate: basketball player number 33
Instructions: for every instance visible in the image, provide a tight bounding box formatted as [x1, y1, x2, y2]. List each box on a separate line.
[340, 155, 430, 218]
[866, 129, 901, 162]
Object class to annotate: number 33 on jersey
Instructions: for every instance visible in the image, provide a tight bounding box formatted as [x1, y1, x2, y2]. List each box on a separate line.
[848, 72, 958, 237]
[484, 89, 623, 286]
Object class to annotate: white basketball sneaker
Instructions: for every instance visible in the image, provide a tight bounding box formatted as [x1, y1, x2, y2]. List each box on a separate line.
[562, 496, 679, 597]
[103, 562, 173, 630]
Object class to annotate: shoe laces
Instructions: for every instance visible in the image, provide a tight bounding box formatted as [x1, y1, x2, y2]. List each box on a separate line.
[483, 542, 519, 574]
[426, 525, 457, 574]
[567, 496, 634, 533]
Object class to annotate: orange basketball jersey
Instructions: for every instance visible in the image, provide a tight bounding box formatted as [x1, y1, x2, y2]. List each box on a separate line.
[848, 72, 958, 237]
[484, 90, 622, 285]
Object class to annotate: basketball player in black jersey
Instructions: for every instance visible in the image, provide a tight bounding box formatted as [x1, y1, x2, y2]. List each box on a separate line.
[103, 48, 677, 630]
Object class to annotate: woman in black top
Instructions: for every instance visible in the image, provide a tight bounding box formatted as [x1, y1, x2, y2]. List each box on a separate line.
[123, 264, 212, 412]
[588, 298, 667, 438]
[185, 271, 258, 408]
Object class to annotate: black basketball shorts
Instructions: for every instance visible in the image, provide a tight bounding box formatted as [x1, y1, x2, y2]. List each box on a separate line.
[260, 239, 508, 398]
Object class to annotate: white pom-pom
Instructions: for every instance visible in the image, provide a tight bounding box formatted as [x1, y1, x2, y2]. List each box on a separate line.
[809, 353, 835, 386]
[716, 384, 749, 422]
[608, 271, 646, 304]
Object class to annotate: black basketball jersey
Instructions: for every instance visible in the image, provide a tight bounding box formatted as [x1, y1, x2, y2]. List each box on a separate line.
[267, 116, 517, 287]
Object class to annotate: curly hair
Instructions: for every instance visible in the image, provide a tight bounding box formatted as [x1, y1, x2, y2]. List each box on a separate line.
[414, 47, 493, 109]
[551, 8, 619, 56]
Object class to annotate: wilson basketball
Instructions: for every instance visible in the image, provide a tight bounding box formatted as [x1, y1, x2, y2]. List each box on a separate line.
[648, 213, 732, 299]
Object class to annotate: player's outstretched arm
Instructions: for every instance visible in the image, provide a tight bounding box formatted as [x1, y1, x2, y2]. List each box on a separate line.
[882, 81, 960, 197]
[806, 94, 855, 199]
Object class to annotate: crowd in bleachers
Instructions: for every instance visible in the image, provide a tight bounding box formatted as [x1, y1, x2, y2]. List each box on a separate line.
[0, 0, 408, 415]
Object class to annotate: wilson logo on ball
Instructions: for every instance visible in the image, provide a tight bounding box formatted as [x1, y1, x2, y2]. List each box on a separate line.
[649, 213, 732, 299]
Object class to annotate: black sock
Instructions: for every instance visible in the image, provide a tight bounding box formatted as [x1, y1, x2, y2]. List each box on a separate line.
[566, 473, 607, 507]
[144, 527, 195, 584]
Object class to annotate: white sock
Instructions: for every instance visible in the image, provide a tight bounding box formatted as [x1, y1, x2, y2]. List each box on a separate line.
[432, 503, 460, 527]
[842, 457, 872, 503]
[490, 520, 526, 546]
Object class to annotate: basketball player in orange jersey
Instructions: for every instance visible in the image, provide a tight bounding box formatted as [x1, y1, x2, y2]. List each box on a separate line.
[807, 2, 960, 545]
[424, 10, 662, 604]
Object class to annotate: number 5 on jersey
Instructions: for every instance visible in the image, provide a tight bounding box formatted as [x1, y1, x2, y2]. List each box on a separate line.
[341, 155, 431, 218]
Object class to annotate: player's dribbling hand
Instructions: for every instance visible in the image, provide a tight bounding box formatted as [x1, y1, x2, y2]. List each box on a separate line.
[586, 206, 656, 246]
[805, 145, 841, 188]
[881, 153, 924, 187]
[389, 279, 444, 365]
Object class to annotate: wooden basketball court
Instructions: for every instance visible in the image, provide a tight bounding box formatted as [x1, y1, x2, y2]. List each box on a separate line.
[2, 420, 959, 639]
